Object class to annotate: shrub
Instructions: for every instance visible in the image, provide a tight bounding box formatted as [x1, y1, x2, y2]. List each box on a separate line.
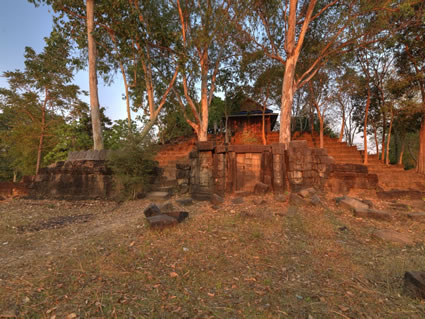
[107, 135, 158, 200]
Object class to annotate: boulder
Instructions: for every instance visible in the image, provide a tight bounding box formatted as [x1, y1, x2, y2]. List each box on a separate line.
[339, 197, 369, 212]
[144, 203, 161, 217]
[289, 193, 306, 206]
[159, 201, 174, 212]
[274, 194, 288, 203]
[210, 193, 224, 205]
[310, 194, 322, 206]
[176, 198, 193, 206]
[354, 208, 392, 221]
[298, 187, 316, 198]
[163, 211, 189, 223]
[232, 197, 244, 205]
[254, 182, 270, 195]
[147, 215, 178, 227]
[407, 212, 425, 221]
[404, 271, 425, 299]
[372, 229, 414, 245]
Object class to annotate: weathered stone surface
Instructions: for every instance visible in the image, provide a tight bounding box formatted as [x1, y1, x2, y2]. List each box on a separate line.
[192, 191, 212, 201]
[310, 194, 322, 206]
[253, 198, 266, 205]
[274, 194, 288, 202]
[407, 212, 425, 221]
[404, 271, 425, 299]
[163, 211, 189, 223]
[354, 208, 392, 221]
[147, 215, 178, 227]
[68, 149, 111, 161]
[232, 197, 244, 205]
[298, 187, 316, 198]
[210, 193, 224, 205]
[176, 198, 193, 206]
[176, 163, 190, 170]
[254, 182, 270, 195]
[159, 201, 174, 212]
[372, 229, 414, 245]
[388, 202, 409, 211]
[146, 191, 171, 201]
[377, 190, 425, 200]
[361, 199, 374, 208]
[339, 197, 369, 212]
[144, 203, 161, 217]
[289, 193, 306, 206]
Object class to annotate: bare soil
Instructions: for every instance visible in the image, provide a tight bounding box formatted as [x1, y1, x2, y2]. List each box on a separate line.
[0, 192, 425, 318]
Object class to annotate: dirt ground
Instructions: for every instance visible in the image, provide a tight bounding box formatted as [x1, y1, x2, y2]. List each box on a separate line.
[0, 191, 424, 318]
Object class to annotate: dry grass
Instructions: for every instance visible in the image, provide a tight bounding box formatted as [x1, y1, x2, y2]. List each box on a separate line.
[0, 195, 424, 318]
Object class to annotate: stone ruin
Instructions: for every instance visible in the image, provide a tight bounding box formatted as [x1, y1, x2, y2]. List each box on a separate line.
[27, 150, 114, 199]
[186, 140, 378, 199]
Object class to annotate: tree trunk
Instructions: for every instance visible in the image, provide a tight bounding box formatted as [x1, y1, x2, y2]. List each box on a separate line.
[262, 106, 266, 145]
[381, 113, 386, 162]
[119, 60, 132, 131]
[373, 125, 379, 156]
[338, 108, 345, 142]
[319, 115, 324, 149]
[87, 0, 104, 150]
[363, 87, 370, 165]
[198, 50, 209, 142]
[398, 138, 405, 165]
[279, 56, 297, 148]
[417, 115, 425, 174]
[385, 110, 394, 165]
[36, 105, 46, 176]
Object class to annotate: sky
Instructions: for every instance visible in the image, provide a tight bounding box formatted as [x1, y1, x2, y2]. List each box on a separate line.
[0, 0, 129, 121]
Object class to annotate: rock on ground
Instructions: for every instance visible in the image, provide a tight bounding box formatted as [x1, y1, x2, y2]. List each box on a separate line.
[404, 271, 425, 299]
[372, 229, 414, 245]
[147, 215, 178, 227]
[354, 208, 392, 221]
[339, 197, 369, 212]
[143, 203, 161, 217]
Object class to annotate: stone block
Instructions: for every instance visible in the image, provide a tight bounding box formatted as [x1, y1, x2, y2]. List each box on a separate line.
[254, 182, 270, 195]
[176, 198, 193, 206]
[339, 197, 369, 212]
[146, 191, 171, 201]
[372, 229, 414, 245]
[407, 212, 425, 221]
[289, 193, 306, 206]
[147, 215, 178, 228]
[144, 203, 161, 217]
[176, 163, 190, 170]
[404, 271, 425, 299]
[354, 208, 392, 221]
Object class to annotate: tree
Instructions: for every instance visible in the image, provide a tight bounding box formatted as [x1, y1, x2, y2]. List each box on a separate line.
[233, 0, 402, 147]
[0, 31, 83, 175]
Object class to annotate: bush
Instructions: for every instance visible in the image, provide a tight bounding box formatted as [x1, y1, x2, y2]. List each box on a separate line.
[107, 135, 158, 199]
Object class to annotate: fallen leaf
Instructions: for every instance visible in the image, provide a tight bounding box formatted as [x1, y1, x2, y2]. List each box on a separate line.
[207, 292, 215, 297]
[66, 314, 77, 319]
[169, 272, 179, 278]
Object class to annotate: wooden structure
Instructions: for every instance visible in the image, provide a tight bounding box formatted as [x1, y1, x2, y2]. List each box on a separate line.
[227, 98, 278, 144]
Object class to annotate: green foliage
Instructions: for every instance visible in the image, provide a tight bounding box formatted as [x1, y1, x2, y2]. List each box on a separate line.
[107, 135, 158, 199]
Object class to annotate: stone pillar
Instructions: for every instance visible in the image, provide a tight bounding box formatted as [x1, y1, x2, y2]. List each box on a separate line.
[272, 143, 287, 193]
[190, 141, 215, 200]
[213, 152, 226, 196]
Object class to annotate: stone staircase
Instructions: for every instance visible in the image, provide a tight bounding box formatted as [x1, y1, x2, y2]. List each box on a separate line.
[293, 132, 425, 192]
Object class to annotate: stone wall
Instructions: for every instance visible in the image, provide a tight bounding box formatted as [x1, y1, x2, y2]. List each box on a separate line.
[28, 157, 114, 200]
[189, 140, 379, 198]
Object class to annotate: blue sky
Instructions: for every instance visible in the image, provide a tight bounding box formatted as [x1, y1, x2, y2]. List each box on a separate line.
[0, 1, 129, 121]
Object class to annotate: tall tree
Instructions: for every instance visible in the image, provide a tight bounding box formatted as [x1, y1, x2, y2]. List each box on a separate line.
[0, 32, 82, 175]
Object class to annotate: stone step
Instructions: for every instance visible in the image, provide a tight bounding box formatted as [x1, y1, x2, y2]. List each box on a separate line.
[146, 191, 172, 201]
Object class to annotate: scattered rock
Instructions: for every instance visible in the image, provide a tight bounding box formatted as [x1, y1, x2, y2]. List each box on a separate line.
[338, 226, 348, 232]
[253, 198, 266, 205]
[289, 193, 306, 206]
[232, 197, 244, 205]
[339, 197, 369, 212]
[388, 202, 409, 211]
[192, 192, 212, 201]
[372, 229, 414, 245]
[163, 211, 189, 223]
[254, 182, 270, 195]
[210, 193, 224, 205]
[274, 194, 288, 202]
[147, 214, 178, 227]
[334, 196, 345, 204]
[159, 201, 174, 212]
[310, 194, 322, 206]
[211, 205, 220, 210]
[146, 191, 171, 201]
[360, 199, 374, 208]
[354, 208, 392, 221]
[299, 187, 316, 198]
[404, 271, 425, 299]
[176, 198, 193, 206]
[407, 212, 425, 221]
[143, 203, 161, 218]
